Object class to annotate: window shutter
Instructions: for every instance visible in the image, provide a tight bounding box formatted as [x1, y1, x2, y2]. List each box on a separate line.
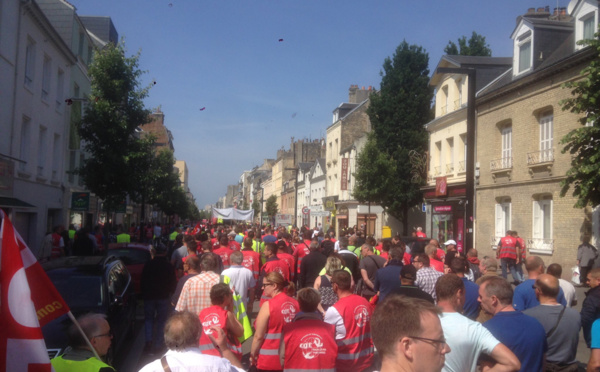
[495, 204, 504, 237]
[533, 201, 542, 239]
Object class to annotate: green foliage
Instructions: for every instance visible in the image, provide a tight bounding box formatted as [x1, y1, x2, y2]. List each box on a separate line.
[76, 42, 151, 212]
[559, 32, 600, 208]
[242, 199, 249, 211]
[251, 199, 261, 217]
[265, 195, 278, 218]
[444, 31, 492, 56]
[355, 40, 433, 230]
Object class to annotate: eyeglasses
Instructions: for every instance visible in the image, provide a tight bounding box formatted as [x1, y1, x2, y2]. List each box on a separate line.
[262, 282, 274, 289]
[408, 335, 447, 350]
[532, 285, 538, 290]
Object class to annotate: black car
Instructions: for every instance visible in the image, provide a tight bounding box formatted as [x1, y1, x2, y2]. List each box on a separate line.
[41, 255, 136, 362]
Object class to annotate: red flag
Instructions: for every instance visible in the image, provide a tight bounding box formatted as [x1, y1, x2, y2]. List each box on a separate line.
[191, 223, 201, 235]
[0, 209, 70, 371]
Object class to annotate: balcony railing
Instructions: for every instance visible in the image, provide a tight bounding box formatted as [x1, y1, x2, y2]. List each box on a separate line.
[454, 99, 463, 110]
[490, 157, 513, 171]
[458, 160, 465, 172]
[527, 237, 554, 255]
[527, 148, 554, 165]
[446, 163, 454, 174]
[434, 166, 442, 176]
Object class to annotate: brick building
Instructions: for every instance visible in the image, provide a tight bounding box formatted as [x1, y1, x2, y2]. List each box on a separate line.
[474, 2, 599, 269]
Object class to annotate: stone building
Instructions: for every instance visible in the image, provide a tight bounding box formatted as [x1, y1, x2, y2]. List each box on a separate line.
[474, 1, 599, 269]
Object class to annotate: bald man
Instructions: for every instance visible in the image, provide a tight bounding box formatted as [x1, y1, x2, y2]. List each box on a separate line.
[523, 274, 580, 370]
[512, 256, 566, 311]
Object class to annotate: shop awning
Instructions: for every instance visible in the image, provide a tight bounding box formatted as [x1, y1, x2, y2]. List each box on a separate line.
[0, 197, 36, 208]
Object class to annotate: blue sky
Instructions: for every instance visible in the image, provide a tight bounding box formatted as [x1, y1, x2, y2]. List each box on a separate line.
[69, 0, 570, 208]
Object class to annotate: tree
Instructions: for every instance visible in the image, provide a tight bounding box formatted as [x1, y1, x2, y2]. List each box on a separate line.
[354, 40, 433, 234]
[77, 42, 151, 213]
[444, 31, 492, 56]
[251, 199, 261, 219]
[265, 195, 278, 222]
[559, 32, 600, 208]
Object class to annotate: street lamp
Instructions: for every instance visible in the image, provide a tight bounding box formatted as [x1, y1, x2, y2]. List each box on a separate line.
[435, 67, 475, 252]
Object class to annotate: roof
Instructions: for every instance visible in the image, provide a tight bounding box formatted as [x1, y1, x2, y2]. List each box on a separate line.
[430, 55, 513, 90]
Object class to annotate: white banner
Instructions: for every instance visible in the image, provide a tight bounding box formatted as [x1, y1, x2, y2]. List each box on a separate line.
[275, 214, 293, 226]
[211, 208, 255, 221]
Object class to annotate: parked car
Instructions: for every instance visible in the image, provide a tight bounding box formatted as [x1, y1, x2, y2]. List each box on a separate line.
[41, 255, 136, 362]
[108, 243, 152, 294]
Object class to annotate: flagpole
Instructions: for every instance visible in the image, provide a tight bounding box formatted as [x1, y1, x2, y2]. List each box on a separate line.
[66, 311, 102, 361]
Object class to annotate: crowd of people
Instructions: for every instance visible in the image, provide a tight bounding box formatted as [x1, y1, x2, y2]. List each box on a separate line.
[49, 222, 600, 372]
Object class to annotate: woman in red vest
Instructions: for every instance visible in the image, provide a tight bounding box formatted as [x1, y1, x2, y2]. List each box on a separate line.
[250, 272, 298, 372]
[198, 283, 243, 360]
[281, 288, 337, 371]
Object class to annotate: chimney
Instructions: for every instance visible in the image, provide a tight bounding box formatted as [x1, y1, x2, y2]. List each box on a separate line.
[527, 7, 535, 13]
[537, 7, 545, 12]
[560, 7, 566, 16]
[553, 7, 559, 15]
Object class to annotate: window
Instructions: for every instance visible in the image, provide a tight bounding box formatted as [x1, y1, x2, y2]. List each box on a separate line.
[19, 117, 31, 172]
[441, 86, 449, 115]
[78, 30, 85, 58]
[533, 198, 552, 240]
[582, 12, 597, 40]
[435, 141, 442, 175]
[502, 126, 512, 168]
[459, 134, 467, 172]
[24, 37, 36, 88]
[38, 126, 48, 177]
[52, 134, 60, 181]
[446, 138, 454, 174]
[457, 79, 463, 109]
[495, 200, 511, 241]
[56, 69, 64, 111]
[539, 114, 553, 161]
[42, 55, 51, 101]
[518, 40, 532, 73]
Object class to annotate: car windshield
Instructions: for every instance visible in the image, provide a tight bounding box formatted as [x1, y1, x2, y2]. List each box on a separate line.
[47, 272, 103, 308]
[110, 249, 150, 265]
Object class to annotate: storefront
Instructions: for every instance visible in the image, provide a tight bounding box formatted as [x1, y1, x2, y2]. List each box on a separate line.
[422, 177, 467, 252]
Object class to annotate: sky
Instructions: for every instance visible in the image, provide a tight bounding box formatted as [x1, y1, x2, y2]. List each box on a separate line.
[68, 0, 571, 208]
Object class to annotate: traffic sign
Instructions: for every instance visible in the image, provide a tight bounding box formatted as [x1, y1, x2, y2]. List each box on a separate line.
[302, 206, 310, 215]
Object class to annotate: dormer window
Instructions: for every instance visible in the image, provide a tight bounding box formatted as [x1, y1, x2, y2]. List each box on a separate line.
[517, 33, 532, 74]
[583, 14, 596, 39]
[574, 1, 598, 50]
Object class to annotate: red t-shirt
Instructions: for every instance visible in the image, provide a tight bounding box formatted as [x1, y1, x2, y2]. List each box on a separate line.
[430, 258, 445, 273]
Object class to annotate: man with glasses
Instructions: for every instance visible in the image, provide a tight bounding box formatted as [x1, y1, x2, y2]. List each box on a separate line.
[372, 295, 450, 372]
[512, 256, 566, 311]
[436, 274, 519, 372]
[413, 253, 443, 300]
[51, 313, 115, 371]
[479, 276, 547, 372]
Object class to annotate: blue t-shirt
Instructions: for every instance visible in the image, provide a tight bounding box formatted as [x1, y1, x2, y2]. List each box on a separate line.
[373, 261, 403, 303]
[484, 311, 547, 372]
[462, 277, 480, 320]
[592, 319, 600, 349]
[513, 279, 566, 311]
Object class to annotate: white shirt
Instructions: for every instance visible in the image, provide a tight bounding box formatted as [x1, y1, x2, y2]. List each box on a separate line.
[558, 278, 577, 307]
[138, 347, 244, 372]
[324, 306, 346, 339]
[439, 312, 500, 372]
[221, 265, 256, 307]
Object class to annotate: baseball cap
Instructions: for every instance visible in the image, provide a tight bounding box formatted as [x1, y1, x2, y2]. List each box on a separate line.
[400, 264, 417, 281]
[444, 239, 457, 246]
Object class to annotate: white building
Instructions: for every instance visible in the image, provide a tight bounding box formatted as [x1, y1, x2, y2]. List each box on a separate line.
[0, 0, 77, 251]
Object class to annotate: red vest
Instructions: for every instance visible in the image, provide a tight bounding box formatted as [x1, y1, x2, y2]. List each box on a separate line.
[294, 241, 311, 274]
[257, 293, 299, 370]
[198, 305, 242, 359]
[277, 253, 295, 276]
[499, 236, 518, 259]
[229, 240, 241, 251]
[214, 247, 233, 268]
[283, 319, 337, 371]
[241, 250, 261, 280]
[51, 233, 62, 258]
[332, 294, 374, 371]
[263, 258, 290, 281]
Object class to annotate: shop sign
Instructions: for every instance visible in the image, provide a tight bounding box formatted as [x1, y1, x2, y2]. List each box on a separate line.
[311, 211, 330, 217]
[322, 196, 338, 211]
[71, 192, 90, 211]
[340, 158, 349, 191]
[435, 176, 447, 197]
[434, 205, 452, 213]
